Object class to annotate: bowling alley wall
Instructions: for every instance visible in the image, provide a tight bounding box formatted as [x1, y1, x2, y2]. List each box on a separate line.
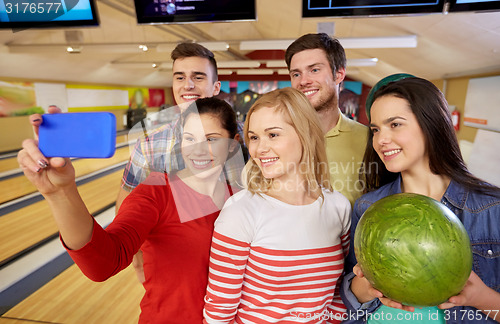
[1, 71, 499, 154]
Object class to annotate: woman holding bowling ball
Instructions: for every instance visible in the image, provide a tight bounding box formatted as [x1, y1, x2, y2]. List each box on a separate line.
[341, 74, 500, 323]
[17, 97, 243, 323]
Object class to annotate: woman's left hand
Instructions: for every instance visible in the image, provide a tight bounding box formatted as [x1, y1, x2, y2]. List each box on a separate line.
[438, 271, 484, 309]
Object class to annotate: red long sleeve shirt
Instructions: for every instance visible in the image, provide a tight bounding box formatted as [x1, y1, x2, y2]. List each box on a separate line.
[65, 172, 232, 323]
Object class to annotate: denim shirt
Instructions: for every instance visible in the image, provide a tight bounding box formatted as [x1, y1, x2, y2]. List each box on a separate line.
[340, 176, 500, 324]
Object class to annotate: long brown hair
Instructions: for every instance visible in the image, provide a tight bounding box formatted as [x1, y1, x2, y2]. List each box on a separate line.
[362, 76, 500, 196]
[243, 88, 332, 198]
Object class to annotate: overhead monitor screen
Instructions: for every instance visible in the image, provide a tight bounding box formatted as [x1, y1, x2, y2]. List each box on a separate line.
[134, 0, 256, 24]
[0, 0, 99, 28]
[448, 0, 500, 12]
[302, 0, 445, 17]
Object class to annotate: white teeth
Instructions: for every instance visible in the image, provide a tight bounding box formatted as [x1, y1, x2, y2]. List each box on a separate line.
[183, 95, 199, 99]
[192, 159, 211, 166]
[303, 90, 316, 96]
[261, 157, 279, 163]
[384, 149, 401, 156]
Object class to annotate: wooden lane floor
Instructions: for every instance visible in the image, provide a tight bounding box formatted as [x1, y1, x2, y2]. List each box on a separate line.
[0, 157, 19, 175]
[1, 263, 142, 323]
[0, 169, 123, 264]
[0, 146, 131, 205]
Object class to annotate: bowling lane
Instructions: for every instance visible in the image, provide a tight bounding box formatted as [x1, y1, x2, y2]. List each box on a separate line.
[0, 157, 19, 174]
[2, 263, 142, 323]
[0, 169, 123, 264]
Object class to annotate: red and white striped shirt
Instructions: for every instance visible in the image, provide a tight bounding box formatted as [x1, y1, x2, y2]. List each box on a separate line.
[204, 189, 351, 323]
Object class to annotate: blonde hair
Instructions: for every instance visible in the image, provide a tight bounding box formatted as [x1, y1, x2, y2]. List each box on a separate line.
[243, 87, 332, 199]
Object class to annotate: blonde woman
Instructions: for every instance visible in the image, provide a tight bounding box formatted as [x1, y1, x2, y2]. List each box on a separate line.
[203, 87, 351, 323]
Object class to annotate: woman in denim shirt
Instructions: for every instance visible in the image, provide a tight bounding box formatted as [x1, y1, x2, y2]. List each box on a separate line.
[341, 74, 500, 323]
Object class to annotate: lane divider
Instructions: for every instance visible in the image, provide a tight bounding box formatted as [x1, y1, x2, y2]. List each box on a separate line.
[0, 206, 116, 316]
[0, 161, 127, 217]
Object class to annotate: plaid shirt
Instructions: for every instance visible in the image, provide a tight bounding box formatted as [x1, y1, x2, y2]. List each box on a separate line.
[121, 118, 245, 192]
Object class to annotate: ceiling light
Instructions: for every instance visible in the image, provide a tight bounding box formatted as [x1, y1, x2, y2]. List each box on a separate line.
[236, 69, 275, 75]
[66, 46, 81, 53]
[218, 61, 261, 68]
[238, 35, 417, 51]
[340, 36, 417, 49]
[347, 58, 379, 67]
[9, 44, 148, 53]
[80, 44, 151, 53]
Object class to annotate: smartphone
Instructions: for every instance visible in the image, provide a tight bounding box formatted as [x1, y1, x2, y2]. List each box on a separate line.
[38, 112, 116, 158]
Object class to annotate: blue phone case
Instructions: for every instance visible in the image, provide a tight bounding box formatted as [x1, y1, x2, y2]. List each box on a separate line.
[38, 112, 117, 158]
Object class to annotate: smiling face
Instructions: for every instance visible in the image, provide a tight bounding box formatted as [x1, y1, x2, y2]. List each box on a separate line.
[289, 48, 345, 112]
[369, 95, 428, 175]
[172, 56, 221, 106]
[247, 106, 303, 186]
[181, 113, 231, 180]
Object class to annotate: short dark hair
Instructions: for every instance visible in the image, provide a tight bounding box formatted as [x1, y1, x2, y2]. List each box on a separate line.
[171, 42, 218, 82]
[285, 33, 346, 78]
[182, 97, 238, 139]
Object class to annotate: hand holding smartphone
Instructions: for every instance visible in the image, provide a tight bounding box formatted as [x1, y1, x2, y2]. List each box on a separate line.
[38, 112, 116, 158]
